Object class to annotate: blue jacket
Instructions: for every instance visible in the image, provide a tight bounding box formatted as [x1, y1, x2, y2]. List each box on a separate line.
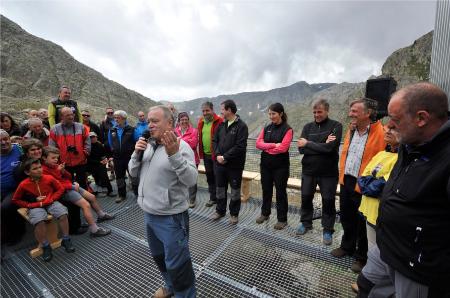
[1, 144, 23, 197]
[134, 120, 148, 140]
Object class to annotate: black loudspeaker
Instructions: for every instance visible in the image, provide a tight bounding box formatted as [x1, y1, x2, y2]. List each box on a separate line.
[365, 77, 397, 119]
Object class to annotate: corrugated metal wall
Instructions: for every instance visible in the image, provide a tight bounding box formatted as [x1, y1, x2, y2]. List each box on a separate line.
[430, 0, 450, 99]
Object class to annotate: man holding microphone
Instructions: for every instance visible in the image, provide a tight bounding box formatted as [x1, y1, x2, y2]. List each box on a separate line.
[129, 105, 197, 298]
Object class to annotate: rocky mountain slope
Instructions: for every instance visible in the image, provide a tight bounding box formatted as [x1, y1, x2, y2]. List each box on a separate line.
[0, 15, 157, 123]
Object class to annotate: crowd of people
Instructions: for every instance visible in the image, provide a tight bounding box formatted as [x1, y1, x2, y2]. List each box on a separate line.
[1, 82, 449, 298]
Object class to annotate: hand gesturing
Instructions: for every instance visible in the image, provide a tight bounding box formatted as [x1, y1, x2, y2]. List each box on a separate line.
[161, 130, 180, 156]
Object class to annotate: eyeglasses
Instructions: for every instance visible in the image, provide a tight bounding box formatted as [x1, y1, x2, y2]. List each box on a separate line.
[107, 112, 114, 115]
[82, 114, 90, 117]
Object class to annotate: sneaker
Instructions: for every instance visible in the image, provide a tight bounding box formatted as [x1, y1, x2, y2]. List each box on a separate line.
[106, 191, 117, 197]
[61, 238, 75, 253]
[42, 245, 53, 262]
[296, 224, 312, 235]
[255, 215, 269, 224]
[323, 231, 333, 246]
[189, 199, 195, 208]
[90, 227, 111, 238]
[229, 216, 238, 225]
[205, 200, 217, 207]
[153, 286, 173, 298]
[274, 221, 287, 230]
[351, 260, 366, 273]
[97, 213, 115, 223]
[330, 247, 350, 258]
[351, 282, 359, 294]
[210, 212, 224, 221]
[115, 196, 126, 203]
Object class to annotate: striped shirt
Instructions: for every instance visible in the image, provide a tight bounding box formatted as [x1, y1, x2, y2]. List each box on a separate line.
[344, 126, 369, 178]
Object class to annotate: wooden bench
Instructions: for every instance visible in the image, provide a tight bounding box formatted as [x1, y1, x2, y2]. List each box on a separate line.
[198, 165, 259, 202]
[17, 208, 62, 258]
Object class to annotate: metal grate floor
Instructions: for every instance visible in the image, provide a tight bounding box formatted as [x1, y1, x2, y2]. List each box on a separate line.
[1, 188, 356, 298]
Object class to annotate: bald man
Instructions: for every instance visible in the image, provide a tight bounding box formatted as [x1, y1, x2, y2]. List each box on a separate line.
[357, 82, 450, 298]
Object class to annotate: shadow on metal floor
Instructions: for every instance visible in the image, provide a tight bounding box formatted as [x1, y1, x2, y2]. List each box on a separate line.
[1, 188, 357, 298]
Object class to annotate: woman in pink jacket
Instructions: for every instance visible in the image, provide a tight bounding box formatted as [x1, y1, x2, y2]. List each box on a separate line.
[255, 103, 293, 230]
[175, 112, 199, 208]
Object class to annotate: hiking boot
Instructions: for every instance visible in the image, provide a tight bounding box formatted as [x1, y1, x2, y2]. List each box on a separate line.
[106, 191, 117, 197]
[296, 224, 312, 235]
[210, 212, 224, 221]
[229, 216, 238, 225]
[351, 282, 359, 294]
[90, 227, 111, 238]
[205, 200, 216, 207]
[115, 196, 126, 203]
[42, 245, 53, 262]
[61, 238, 75, 253]
[351, 260, 366, 273]
[330, 247, 350, 258]
[97, 213, 115, 223]
[189, 199, 196, 208]
[70, 226, 88, 235]
[323, 231, 333, 246]
[255, 215, 269, 224]
[274, 221, 287, 230]
[153, 286, 173, 298]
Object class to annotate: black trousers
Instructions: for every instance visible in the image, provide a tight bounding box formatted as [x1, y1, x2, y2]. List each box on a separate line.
[113, 157, 131, 198]
[339, 175, 368, 261]
[260, 163, 289, 222]
[1, 192, 26, 243]
[87, 163, 113, 193]
[65, 164, 87, 233]
[215, 164, 242, 216]
[300, 175, 338, 232]
[203, 155, 217, 202]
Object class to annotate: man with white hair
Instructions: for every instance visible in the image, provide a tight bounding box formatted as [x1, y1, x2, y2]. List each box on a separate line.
[23, 117, 50, 146]
[129, 105, 197, 297]
[107, 110, 137, 203]
[1, 129, 26, 245]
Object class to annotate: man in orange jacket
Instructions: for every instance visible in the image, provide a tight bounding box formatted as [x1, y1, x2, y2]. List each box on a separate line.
[331, 98, 386, 273]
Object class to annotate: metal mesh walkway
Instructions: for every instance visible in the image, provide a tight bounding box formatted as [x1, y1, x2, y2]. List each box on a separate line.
[1, 189, 356, 298]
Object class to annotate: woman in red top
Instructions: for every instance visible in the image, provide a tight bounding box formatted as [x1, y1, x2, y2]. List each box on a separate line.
[255, 103, 293, 230]
[175, 112, 199, 208]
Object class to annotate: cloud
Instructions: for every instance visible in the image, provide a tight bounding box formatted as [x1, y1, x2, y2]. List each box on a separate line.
[2, 0, 436, 101]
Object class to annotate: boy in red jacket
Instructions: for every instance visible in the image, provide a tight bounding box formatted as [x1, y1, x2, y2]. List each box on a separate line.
[12, 158, 75, 262]
[41, 146, 113, 237]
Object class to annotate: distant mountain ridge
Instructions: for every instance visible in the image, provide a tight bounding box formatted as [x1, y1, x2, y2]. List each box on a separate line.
[176, 81, 336, 126]
[0, 15, 157, 123]
[177, 31, 433, 137]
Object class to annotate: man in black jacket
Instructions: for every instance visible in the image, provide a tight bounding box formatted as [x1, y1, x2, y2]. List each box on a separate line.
[211, 99, 248, 225]
[107, 110, 137, 203]
[296, 99, 342, 245]
[357, 82, 450, 298]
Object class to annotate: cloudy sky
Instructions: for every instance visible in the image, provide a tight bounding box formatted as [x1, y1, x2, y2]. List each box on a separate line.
[2, 0, 436, 102]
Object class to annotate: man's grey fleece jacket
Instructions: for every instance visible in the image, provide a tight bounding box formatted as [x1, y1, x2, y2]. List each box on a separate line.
[128, 140, 198, 215]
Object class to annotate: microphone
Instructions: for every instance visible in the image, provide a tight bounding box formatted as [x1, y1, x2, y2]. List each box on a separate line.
[138, 130, 151, 162]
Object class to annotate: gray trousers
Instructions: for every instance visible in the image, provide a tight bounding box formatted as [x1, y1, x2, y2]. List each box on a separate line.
[362, 245, 428, 298]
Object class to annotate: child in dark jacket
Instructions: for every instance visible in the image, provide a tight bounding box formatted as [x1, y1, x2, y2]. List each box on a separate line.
[12, 159, 75, 262]
[41, 146, 114, 237]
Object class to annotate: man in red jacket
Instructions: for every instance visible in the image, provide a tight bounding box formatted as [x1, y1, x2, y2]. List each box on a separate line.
[49, 107, 90, 234]
[197, 102, 223, 207]
[12, 159, 75, 262]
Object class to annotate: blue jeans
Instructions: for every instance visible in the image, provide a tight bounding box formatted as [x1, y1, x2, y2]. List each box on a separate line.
[144, 211, 196, 298]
